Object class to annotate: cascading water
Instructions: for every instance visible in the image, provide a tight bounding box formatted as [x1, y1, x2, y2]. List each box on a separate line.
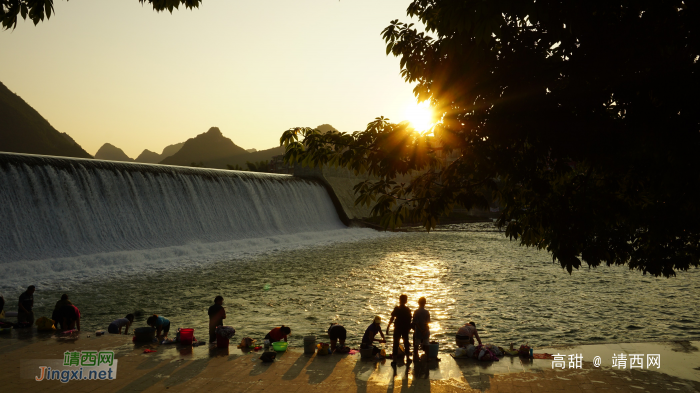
[0, 152, 377, 288]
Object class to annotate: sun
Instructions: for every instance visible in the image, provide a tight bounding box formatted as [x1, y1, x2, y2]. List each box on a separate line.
[404, 101, 434, 132]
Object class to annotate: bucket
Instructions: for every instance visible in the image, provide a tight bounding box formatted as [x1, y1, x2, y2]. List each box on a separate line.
[216, 333, 229, 348]
[134, 327, 156, 342]
[360, 348, 373, 359]
[180, 328, 195, 345]
[428, 342, 439, 358]
[303, 336, 316, 355]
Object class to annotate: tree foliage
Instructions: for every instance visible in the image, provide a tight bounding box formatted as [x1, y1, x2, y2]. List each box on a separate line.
[225, 161, 270, 173]
[1, 0, 201, 30]
[281, 0, 700, 277]
[245, 160, 269, 173]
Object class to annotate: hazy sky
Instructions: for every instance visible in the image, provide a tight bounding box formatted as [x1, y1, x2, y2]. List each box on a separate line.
[0, 0, 427, 158]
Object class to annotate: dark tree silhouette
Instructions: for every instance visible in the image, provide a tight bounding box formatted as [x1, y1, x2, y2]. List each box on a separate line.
[1, 0, 201, 30]
[281, 0, 700, 277]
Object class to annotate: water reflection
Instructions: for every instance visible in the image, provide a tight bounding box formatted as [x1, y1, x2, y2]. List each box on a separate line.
[4, 225, 698, 353]
[372, 252, 453, 341]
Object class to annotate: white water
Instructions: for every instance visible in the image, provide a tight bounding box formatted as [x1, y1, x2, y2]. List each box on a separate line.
[0, 153, 383, 290]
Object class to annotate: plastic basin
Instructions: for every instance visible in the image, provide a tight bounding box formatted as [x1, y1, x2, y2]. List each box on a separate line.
[272, 341, 288, 351]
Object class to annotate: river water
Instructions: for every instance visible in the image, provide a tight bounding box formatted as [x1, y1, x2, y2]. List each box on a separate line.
[4, 223, 698, 352]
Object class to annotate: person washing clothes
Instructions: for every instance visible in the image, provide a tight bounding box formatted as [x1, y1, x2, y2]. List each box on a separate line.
[208, 296, 226, 342]
[456, 321, 482, 347]
[386, 294, 412, 366]
[361, 316, 386, 356]
[51, 294, 72, 330]
[265, 326, 291, 342]
[60, 304, 81, 331]
[147, 315, 171, 338]
[108, 314, 135, 334]
[328, 323, 347, 352]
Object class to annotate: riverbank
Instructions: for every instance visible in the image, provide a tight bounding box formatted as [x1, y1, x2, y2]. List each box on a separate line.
[1, 331, 698, 392]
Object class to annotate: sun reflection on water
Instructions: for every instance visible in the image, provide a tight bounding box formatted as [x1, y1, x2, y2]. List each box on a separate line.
[370, 252, 455, 341]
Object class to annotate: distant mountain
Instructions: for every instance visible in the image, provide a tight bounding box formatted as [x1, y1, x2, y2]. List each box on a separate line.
[316, 124, 338, 133]
[161, 142, 184, 158]
[246, 148, 257, 153]
[160, 127, 247, 166]
[134, 142, 184, 163]
[204, 145, 285, 169]
[0, 81, 92, 158]
[135, 149, 161, 163]
[95, 143, 133, 162]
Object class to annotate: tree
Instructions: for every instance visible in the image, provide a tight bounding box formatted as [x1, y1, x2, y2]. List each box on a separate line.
[245, 160, 269, 173]
[1, 0, 201, 30]
[281, 0, 700, 277]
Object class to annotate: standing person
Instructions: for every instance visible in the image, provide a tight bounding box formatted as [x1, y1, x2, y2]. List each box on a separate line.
[361, 316, 386, 355]
[328, 323, 347, 352]
[17, 285, 35, 326]
[412, 297, 431, 359]
[52, 294, 72, 330]
[456, 322, 482, 347]
[265, 326, 291, 343]
[0, 293, 5, 319]
[386, 294, 412, 366]
[108, 314, 134, 335]
[146, 315, 171, 338]
[208, 296, 226, 342]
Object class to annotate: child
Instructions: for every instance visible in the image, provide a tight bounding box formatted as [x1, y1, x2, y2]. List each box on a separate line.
[208, 296, 226, 342]
[146, 314, 170, 338]
[108, 314, 135, 335]
[386, 294, 412, 366]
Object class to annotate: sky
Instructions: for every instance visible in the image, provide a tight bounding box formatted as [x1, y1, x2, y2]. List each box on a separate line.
[0, 0, 429, 158]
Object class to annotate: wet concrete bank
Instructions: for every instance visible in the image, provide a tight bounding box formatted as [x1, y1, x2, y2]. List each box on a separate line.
[0, 331, 698, 392]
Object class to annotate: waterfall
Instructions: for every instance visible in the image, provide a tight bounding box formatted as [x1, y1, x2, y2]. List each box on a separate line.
[0, 153, 372, 287]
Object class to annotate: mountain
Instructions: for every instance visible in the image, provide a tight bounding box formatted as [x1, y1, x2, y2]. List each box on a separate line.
[197, 124, 336, 169]
[203, 145, 285, 169]
[135, 149, 162, 163]
[159, 127, 247, 166]
[161, 142, 185, 158]
[316, 124, 338, 133]
[134, 142, 185, 163]
[0, 81, 92, 158]
[95, 143, 133, 162]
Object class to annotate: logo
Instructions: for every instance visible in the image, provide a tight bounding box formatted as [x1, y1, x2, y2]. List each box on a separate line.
[22, 351, 118, 383]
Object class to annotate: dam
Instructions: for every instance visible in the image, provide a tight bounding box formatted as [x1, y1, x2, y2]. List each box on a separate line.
[0, 152, 378, 288]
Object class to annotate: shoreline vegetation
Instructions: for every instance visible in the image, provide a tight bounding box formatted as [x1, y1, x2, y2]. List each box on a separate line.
[353, 209, 496, 231]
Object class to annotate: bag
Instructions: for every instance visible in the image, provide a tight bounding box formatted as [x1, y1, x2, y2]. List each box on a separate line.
[465, 344, 476, 358]
[396, 344, 405, 358]
[335, 346, 350, 354]
[35, 317, 56, 331]
[260, 351, 276, 362]
[316, 343, 329, 356]
[216, 326, 236, 339]
[486, 344, 503, 357]
[239, 337, 255, 348]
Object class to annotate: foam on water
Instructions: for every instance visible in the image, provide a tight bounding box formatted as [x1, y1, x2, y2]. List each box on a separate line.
[0, 153, 384, 291]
